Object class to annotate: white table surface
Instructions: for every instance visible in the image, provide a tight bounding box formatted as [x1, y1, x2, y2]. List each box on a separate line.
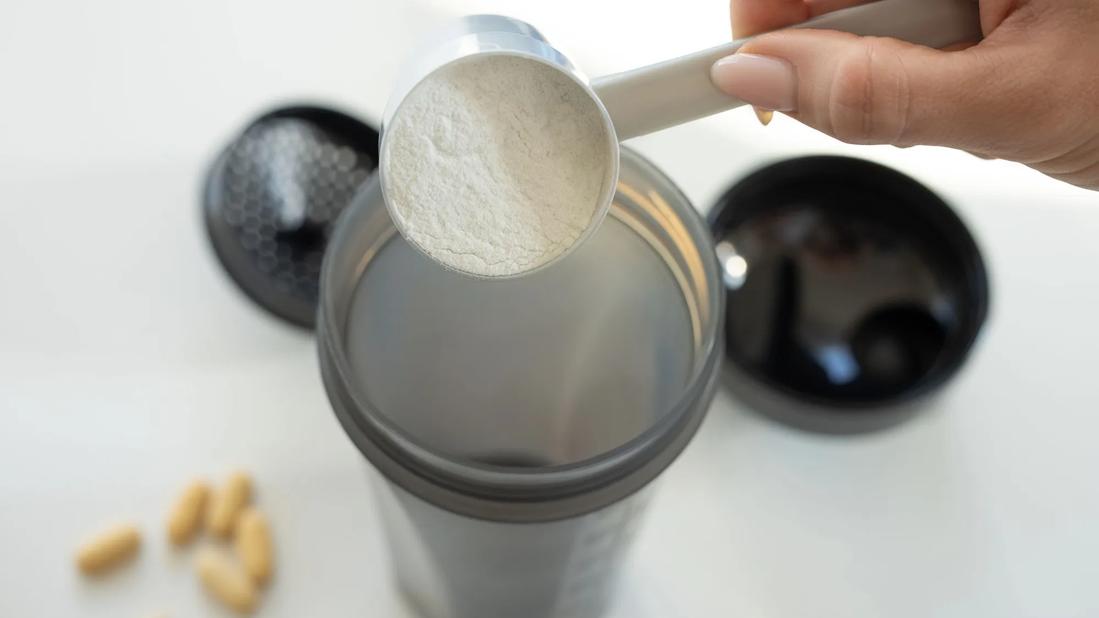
[2, 1, 1098, 617]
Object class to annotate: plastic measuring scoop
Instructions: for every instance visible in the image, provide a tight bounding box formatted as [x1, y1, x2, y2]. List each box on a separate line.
[380, 0, 982, 278]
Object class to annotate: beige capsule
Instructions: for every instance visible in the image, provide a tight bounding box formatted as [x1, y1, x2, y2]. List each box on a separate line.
[75, 523, 141, 575]
[235, 508, 274, 585]
[207, 471, 252, 538]
[196, 547, 259, 614]
[753, 107, 775, 126]
[166, 479, 210, 546]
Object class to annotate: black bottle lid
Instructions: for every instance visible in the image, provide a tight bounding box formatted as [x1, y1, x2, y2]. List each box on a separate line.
[204, 105, 380, 328]
[710, 156, 990, 433]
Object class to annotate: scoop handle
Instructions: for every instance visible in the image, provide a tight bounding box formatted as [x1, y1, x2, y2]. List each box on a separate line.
[591, 0, 982, 141]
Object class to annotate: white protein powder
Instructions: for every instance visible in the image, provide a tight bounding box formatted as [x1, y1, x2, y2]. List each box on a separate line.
[382, 54, 611, 278]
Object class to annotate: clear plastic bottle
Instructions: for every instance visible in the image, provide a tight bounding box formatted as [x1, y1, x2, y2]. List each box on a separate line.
[318, 148, 724, 618]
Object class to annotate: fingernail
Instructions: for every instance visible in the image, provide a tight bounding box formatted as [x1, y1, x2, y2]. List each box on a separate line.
[753, 107, 774, 126]
[711, 53, 797, 113]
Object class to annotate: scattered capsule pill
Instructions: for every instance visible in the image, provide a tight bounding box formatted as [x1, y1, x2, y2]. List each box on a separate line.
[167, 479, 210, 546]
[196, 547, 258, 614]
[235, 508, 274, 586]
[207, 471, 252, 538]
[75, 523, 141, 575]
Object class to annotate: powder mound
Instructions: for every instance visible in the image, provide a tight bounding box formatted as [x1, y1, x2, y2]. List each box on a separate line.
[382, 54, 611, 277]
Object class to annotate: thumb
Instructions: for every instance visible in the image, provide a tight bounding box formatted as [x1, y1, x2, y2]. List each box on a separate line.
[711, 29, 1001, 149]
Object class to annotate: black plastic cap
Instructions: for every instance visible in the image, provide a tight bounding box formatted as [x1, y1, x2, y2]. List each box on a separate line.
[203, 105, 380, 328]
[710, 156, 990, 433]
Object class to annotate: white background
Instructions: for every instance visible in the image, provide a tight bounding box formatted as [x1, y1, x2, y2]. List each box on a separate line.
[1, 1, 1098, 617]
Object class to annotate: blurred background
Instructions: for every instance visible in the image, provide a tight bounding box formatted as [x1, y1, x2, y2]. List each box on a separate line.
[2, 0, 1098, 617]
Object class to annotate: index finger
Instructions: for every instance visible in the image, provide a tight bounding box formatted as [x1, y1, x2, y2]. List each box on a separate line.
[731, 0, 874, 38]
[731, 0, 809, 38]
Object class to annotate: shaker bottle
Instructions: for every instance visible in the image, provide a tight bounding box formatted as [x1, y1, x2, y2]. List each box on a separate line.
[318, 148, 724, 618]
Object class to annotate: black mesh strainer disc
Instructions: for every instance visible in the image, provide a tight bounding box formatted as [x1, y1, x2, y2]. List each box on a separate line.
[204, 106, 379, 328]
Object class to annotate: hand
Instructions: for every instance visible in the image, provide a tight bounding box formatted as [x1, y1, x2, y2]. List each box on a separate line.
[712, 0, 1099, 190]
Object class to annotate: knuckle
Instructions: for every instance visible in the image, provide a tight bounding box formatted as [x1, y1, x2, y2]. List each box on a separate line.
[827, 38, 912, 145]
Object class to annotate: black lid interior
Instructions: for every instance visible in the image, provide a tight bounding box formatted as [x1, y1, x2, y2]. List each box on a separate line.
[204, 105, 380, 328]
[710, 156, 990, 431]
